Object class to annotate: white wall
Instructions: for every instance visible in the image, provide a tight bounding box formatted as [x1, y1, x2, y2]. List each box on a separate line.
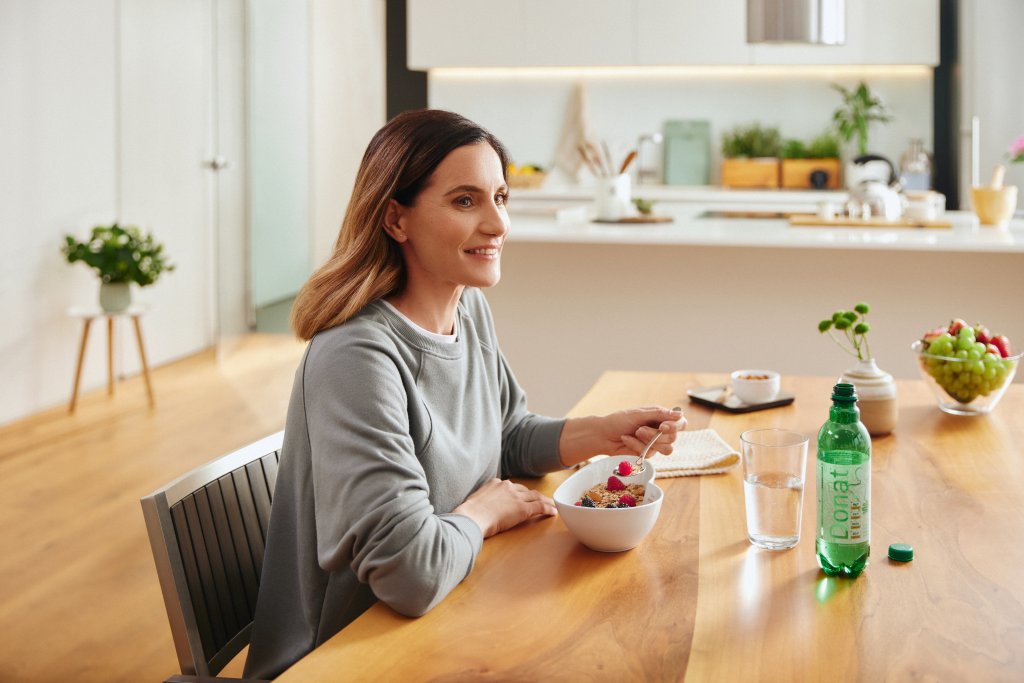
[430, 70, 933, 187]
[310, 0, 387, 265]
[0, 0, 386, 427]
[1, 0, 120, 425]
[960, 0, 1024, 196]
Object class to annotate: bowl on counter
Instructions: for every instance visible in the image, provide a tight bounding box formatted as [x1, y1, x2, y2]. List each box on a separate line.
[730, 369, 781, 405]
[912, 340, 1021, 415]
[553, 458, 663, 552]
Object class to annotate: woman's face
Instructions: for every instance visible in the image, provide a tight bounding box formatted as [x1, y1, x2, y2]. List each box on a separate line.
[387, 142, 509, 294]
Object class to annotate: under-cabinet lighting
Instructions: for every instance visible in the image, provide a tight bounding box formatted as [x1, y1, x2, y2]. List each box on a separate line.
[430, 65, 932, 81]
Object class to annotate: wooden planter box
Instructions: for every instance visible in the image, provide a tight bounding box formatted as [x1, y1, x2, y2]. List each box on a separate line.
[780, 158, 842, 189]
[720, 158, 780, 188]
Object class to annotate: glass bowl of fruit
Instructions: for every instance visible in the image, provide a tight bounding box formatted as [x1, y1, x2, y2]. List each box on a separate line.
[912, 319, 1021, 416]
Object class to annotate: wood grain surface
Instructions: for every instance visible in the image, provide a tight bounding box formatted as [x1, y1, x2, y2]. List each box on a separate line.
[0, 334, 306, 682]
[276, 372, 1024, 683]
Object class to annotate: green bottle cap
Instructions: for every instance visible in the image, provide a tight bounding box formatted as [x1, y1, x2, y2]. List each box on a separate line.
[832, 382, 858, 402]
[888, 543, 914, 562]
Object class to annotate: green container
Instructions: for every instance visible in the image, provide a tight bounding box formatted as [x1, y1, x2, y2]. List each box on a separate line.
[816, 382, 871, 577]
[662, 120, 711, 186]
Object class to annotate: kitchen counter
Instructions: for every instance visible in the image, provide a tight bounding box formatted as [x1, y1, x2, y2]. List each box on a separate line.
[507, 205, 1024, 253]
[486, 203, 1024, 416]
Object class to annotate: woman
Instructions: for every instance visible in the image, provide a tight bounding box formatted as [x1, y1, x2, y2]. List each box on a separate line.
[244, 110, 685, 679]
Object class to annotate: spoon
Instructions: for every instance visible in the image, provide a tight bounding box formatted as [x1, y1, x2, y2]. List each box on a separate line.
[613, 405, 682, 477]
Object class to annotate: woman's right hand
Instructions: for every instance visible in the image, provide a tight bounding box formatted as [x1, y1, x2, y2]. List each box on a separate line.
[453, 478, 557, 538]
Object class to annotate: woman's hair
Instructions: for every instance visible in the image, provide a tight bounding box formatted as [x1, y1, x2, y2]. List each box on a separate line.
[290, 109, 510, 340]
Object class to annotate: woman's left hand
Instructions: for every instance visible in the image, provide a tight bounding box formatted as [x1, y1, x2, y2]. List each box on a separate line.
[559, 406, 687, 467]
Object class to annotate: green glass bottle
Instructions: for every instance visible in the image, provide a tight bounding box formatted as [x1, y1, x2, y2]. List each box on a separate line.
[816, 382, 871, 576]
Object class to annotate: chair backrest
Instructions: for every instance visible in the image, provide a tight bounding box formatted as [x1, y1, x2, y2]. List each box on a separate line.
[141, 431, 283, 677]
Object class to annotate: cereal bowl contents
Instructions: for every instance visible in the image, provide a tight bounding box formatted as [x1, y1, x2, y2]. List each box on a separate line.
[576, 476, 646, 508]
[554, 459, 663, 552]
[730, 369, 781, 404]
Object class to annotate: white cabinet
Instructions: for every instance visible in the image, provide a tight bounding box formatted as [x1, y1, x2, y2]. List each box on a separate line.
[635, 0, 751, 65]
[407, 0, 938, 69]
[750, 0, 938, 66]
[407, 0, 634, 68]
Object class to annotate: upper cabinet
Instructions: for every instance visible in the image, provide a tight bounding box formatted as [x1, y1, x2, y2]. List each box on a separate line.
[408, 0, 938, 69]
[407, 0, 634, 68]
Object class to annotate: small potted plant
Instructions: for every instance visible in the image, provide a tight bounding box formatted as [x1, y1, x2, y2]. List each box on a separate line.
[831, 81, 891, 158]
[720, 123, 782, 188]
[780, 131, 842, 189]
[63, 223, 175, 312]
[817, 301, 897, 436]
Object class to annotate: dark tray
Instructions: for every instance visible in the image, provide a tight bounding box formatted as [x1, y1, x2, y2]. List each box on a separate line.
[687, 385, 795, 414]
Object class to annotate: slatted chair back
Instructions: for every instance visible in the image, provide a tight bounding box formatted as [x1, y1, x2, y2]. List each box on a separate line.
[141, 432, 283, 678]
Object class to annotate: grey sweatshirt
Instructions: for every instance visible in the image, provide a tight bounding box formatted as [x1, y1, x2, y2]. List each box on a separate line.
[244, 288, 566, 679]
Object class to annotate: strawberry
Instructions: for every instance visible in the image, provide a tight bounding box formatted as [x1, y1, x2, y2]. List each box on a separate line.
[606, 476, 626, 491]
[991, 334, 1013, 358]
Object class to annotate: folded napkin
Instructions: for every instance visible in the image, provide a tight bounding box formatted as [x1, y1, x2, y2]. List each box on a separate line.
[650, 429, 740, 477]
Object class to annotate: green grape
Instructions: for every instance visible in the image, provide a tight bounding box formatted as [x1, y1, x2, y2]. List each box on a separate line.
[972, 342, 987, 355]
[957, 337, 974, 351]
[956, 349, 969, 359]
[967, 348, 982, 360]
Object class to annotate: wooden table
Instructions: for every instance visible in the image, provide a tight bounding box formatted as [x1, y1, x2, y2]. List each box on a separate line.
[276, 372, 1024, 682]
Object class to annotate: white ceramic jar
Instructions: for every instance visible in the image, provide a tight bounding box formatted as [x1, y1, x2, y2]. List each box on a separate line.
[841, 359, 898, 436]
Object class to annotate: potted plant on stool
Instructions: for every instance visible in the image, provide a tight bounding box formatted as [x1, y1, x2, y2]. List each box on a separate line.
[62, 223, 175, 312]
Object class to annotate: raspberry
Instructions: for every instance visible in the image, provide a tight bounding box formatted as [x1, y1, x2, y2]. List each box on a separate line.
[616, 461, 633, 476]
[574, 501, 581, 506]
[619, 494, 637, 507]
[607, 476, 626, 491]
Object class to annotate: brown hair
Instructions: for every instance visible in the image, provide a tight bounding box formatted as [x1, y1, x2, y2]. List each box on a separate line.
[290, 110, 510, 340]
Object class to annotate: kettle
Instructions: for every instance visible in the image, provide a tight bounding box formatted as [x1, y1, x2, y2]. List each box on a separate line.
[847, 155, 904, 220]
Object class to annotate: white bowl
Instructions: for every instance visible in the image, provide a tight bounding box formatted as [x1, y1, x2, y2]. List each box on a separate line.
[730, 369, 781, 404]
[553, 458, 664, 552]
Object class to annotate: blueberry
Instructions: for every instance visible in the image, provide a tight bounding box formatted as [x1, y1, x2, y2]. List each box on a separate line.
[580, 497, 596, 508]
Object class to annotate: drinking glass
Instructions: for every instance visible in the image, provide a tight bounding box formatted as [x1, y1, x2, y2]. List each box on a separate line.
[740, 428, 809, 550]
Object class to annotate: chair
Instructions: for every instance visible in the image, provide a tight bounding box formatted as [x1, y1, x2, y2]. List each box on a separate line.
[141, 432, 283, 683]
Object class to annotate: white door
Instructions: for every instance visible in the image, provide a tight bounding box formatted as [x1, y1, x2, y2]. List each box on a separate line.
[119, 0, 249, 366]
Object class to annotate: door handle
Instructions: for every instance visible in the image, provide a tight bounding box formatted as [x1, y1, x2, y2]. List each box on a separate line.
[205, 156, 230, 171]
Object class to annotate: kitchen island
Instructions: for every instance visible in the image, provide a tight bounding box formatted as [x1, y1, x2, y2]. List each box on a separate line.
[275, 372, 1024, 683]
[488, 197, 1024, 416]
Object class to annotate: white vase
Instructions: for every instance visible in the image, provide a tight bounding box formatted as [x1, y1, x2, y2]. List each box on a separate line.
[841, 358, 898, 436]
[99, 281, 131, 313]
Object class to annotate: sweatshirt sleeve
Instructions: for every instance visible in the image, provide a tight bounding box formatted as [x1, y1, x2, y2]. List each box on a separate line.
[302, 333, 483, 618]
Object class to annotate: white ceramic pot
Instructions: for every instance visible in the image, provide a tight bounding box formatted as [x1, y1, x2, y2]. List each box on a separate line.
[594, 174, 632, 221]
[841, 358, 898, 436]
[99, 281, 131, 313]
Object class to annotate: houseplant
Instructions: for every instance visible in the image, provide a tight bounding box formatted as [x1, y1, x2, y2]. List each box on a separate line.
[63, 223, 175, 312]
[720, 123, 782, 188]
[830, 81, 891, 158]
[780, 131, 842, 189]
[817, 301, 897, 436]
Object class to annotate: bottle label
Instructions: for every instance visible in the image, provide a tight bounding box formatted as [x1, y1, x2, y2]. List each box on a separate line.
[817, 461, 870, 544]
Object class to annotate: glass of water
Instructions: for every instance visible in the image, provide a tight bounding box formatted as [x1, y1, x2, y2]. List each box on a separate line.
[740, 428, 809, 550]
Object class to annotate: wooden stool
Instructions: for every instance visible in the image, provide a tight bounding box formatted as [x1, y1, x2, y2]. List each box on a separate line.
[68, 306, 154, 412]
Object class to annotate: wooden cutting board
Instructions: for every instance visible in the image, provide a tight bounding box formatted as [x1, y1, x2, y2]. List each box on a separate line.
[790, 215, 953, 229]
[593, 215, 674, 224]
